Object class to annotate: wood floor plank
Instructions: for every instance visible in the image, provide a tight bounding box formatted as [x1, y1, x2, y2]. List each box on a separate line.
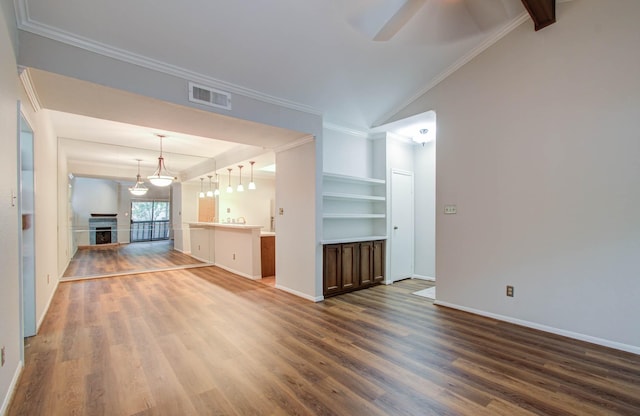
[8, 263, 640, 416]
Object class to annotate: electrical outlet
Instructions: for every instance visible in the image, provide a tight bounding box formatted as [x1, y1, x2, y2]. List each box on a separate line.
[279, 208, 284, 216]
[444, 204, 457, 214]
[233, 253, 236, 260]
[1, 346, 5, 366]
[506, 285, 514, 297]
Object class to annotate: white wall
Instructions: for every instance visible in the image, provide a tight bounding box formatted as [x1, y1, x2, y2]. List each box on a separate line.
[414, 140, 436, 279]
[0, 0, 21, 412]
[323, 127, 372, 177]
[217, 176, 275, 231]
[275, 139, 318, 300]
[388, 0, 640, 352]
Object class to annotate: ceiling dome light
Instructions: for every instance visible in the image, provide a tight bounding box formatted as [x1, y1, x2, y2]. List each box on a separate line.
[129, 159, 148, 196]
[412, 128, 433, 145]
[148, 134, 174, 187]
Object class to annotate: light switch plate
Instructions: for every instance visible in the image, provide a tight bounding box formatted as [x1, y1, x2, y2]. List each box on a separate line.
[444, 204, 457, 214]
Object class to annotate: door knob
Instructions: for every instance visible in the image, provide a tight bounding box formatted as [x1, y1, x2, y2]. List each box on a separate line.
[393, 226, 398, 230]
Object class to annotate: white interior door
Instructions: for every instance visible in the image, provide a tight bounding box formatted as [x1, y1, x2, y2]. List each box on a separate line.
[390, 170, 414, 282]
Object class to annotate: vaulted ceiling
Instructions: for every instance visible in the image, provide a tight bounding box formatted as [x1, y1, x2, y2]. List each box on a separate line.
[14, 0, 555, 180]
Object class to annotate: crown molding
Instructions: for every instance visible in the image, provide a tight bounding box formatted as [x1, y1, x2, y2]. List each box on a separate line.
[14, 1, 322, 117]
[18, 67, 42, 112]
[373, 11, 530, 127]
[322, 122, 369, 138]
[273, 135, 315, 154]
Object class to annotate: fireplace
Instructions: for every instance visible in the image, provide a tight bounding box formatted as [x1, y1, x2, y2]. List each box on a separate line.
[89, 214, 118, 245]
[95, 227, 112, 244]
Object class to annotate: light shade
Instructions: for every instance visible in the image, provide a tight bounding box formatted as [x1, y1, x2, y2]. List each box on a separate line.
[237, 165, 244, 192]
[129, 159, 148, 196]
[148, 134, 174, 187]
[198, 177, 205, 198]
[206, 175, 214, 197]
[226, 168, 233, 193]
[248, 161, 256, 190]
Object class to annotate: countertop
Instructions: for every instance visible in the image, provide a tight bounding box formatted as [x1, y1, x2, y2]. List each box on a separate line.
[188, 222, 263, 230]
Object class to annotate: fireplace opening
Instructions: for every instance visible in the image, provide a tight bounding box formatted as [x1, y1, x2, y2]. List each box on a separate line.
[95, 227, 112, 245]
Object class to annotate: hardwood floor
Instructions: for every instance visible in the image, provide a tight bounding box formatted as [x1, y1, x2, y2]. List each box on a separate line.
[62, 240, 203, 278]
[8, 270, 640, 415]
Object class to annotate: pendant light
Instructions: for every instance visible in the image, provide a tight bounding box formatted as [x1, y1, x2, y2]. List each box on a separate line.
[147, 134, 174, 187]
[206, 175, 214, 197]
[248, 161, 256, 190]
[237, 165, 244, 192]
[226, 168, 233, 193]
[214, 172, 220, 196]
[128, 159, 148, 196]
[198, 178, 205, 198]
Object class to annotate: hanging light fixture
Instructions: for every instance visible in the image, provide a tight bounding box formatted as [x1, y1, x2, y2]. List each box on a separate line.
[147, 134, 174, 187]
[226, 168, 233, 193]
[198, 178, 205, 198]
[248, 161, 256, 190]
[129, 159, 148, 196]
[237, 165, 244, 192]
[206, 175, 214, 197]
[214, 172, 220, 196]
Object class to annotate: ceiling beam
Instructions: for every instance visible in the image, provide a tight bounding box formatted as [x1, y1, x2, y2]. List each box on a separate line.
[520, 0, 556, 31]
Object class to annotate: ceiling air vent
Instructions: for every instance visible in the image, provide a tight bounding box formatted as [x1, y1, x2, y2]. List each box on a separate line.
[188, 82, 232, 110]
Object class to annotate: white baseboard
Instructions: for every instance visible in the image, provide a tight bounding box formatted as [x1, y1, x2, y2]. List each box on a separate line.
[214, 263, 261, 280]
[434, 300, 640, 355]
[1, 360, 23, 416]
[275, 284, 323, 302]
[37, 277, 60, 332]
[413, 274, 436, 281]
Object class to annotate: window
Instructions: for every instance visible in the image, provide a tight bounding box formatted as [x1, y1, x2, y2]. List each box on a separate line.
[130, 200, 170, 242]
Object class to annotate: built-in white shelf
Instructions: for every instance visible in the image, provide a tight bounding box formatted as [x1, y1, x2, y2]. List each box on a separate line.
[323, 213, 386, 219]
[323, 192, 386, 202]
[321, 235, 387, 245]
[323, 172, 385, 185]
[322, 172, 387, 242]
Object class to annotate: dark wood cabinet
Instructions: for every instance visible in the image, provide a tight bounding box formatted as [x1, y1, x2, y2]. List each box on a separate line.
[323, 240, 385, 297]
[260, 235, 276, 277]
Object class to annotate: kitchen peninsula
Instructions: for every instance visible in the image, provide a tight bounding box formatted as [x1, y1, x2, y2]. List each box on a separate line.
[188, 222, 267, 279]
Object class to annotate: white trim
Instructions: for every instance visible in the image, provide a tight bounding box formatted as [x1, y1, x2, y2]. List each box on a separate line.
[0, 360, 23, 416]
[59, 263, 212, 281]
[434, 300, 640, 356]
[373, 12, 530, 127]
[36, 277, 59, 332]
[18, 68, 42, 112]
[213, 263, 261, 280]
[275, 284, 323, 302]
[322, 122, 369, 138]
[413, 274, 435, 281]
[273, 135, 315, 154]
[14, 3, 321, 117]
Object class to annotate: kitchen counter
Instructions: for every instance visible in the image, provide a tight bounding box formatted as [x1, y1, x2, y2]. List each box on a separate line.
[188, 222, 264, 279]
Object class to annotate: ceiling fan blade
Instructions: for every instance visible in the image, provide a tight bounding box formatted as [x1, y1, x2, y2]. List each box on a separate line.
[373, 0, 427, 41]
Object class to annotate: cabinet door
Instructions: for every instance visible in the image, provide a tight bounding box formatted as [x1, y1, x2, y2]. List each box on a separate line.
[359, 241, 373, 286]
[323, 244, 342, 295]
[341, 243, 359, 291]
[372, 240, 385, 284]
